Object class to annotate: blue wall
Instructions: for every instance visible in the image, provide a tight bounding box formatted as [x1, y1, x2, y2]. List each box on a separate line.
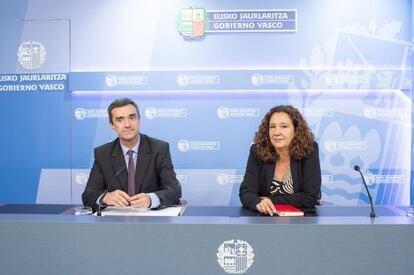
[0, 0, 412, 205]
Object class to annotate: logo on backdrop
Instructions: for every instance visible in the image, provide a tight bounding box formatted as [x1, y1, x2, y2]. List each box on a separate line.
[217, 239, 254, 274]
[17, 41, 46, 70]
[177, 8, 297, 40]
[216, 173, 243, 185]
[322, 174, 334, 185]
[105, 74, 148, 87]
[177, 73, 220, 86]
[177, 139, 220, 152]
[75, 173, 89, 185]
[144, 107, 187, 119]
[176, 174, 188, 184]
[105, 75, 118, 87]
[363, 106, 409, 119]
[0, 73, 66, 92]
[324, 140, 367, 153]
[74, 108, 87, 120]
[251, 73, 295, 86]
[216, 106, 259, 119]
[364, 173, 405, 186]
[299, 107, 334, 118]
[74, 108, 107, 120]
[176, 8, 207, 39]
[324, 73, 370, 87]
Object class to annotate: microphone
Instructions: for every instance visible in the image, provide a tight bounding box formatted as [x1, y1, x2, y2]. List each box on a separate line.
[97, 167, 127, 216]
[354, 165, 376, 218]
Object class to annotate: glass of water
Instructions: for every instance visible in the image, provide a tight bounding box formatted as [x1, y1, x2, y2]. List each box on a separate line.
[74, 206, 92, 215]
[405, 207, 414, 217]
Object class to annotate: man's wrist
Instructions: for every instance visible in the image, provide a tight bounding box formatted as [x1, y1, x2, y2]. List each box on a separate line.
[99, 192, 108, 206]
[148, 193, 160, 208]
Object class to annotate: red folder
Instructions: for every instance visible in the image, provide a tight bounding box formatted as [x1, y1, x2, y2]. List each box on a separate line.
[274, 204, 304, 216]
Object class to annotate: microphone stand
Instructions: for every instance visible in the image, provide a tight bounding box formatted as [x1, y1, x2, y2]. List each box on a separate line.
[354, 165, 376, 218]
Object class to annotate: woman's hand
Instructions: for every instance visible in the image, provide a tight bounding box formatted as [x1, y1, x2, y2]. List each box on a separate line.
[256, 197, 276, 216]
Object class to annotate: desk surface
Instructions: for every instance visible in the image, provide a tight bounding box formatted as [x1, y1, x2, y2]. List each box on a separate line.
[183, 205, 408, 217]
[0, 203, 409, 216]
[0, 204, 412, 225]
[0, 203, 75, 214]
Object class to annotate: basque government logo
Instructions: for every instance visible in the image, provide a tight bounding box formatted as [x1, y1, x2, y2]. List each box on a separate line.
[75, 173, 88, 185]
[105, 75, 118, 87]
[74, 108, 87, 120]
[217, 239, 254, 274]
[177, 8, 297, 40]
[176, 7, 207, 39]
[17, 41, 46, 70]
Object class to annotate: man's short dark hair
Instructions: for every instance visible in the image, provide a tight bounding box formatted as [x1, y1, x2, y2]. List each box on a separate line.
[108, 98, 140, 124]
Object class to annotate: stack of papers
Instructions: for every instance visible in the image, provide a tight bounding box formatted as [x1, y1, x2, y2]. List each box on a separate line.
[99, 206, 183, 216]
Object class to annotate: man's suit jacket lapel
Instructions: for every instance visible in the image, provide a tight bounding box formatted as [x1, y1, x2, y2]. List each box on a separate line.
[136, 134, 151, 193]
[111, 139, 128, 192]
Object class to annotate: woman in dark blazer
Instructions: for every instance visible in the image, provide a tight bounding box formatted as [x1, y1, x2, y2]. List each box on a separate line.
[239, 105, 321, 215]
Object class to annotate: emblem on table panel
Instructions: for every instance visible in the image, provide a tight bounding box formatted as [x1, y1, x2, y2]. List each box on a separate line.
[17, 41, 46, 70]
[217, 239, 254, 274]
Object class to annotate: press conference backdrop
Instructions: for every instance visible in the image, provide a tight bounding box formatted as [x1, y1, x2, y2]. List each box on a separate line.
[0, 0, 412, 206]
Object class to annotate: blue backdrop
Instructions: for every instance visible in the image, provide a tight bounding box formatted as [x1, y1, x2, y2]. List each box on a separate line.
[0, 0, 412, 206]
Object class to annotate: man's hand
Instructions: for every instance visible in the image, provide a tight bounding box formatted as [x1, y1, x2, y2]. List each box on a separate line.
[102, 190, 130, 207]
[129, 193, 151, 209]
[256, 197, 276, 216]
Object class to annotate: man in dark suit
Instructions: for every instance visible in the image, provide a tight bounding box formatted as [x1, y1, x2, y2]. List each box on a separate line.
[82, 98, 181, 210]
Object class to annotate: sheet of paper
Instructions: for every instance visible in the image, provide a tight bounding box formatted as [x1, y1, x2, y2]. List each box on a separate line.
[100, 206, 183, 216]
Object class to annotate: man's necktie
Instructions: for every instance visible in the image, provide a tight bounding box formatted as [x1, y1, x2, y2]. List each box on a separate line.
[127, 150, 135, 196]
